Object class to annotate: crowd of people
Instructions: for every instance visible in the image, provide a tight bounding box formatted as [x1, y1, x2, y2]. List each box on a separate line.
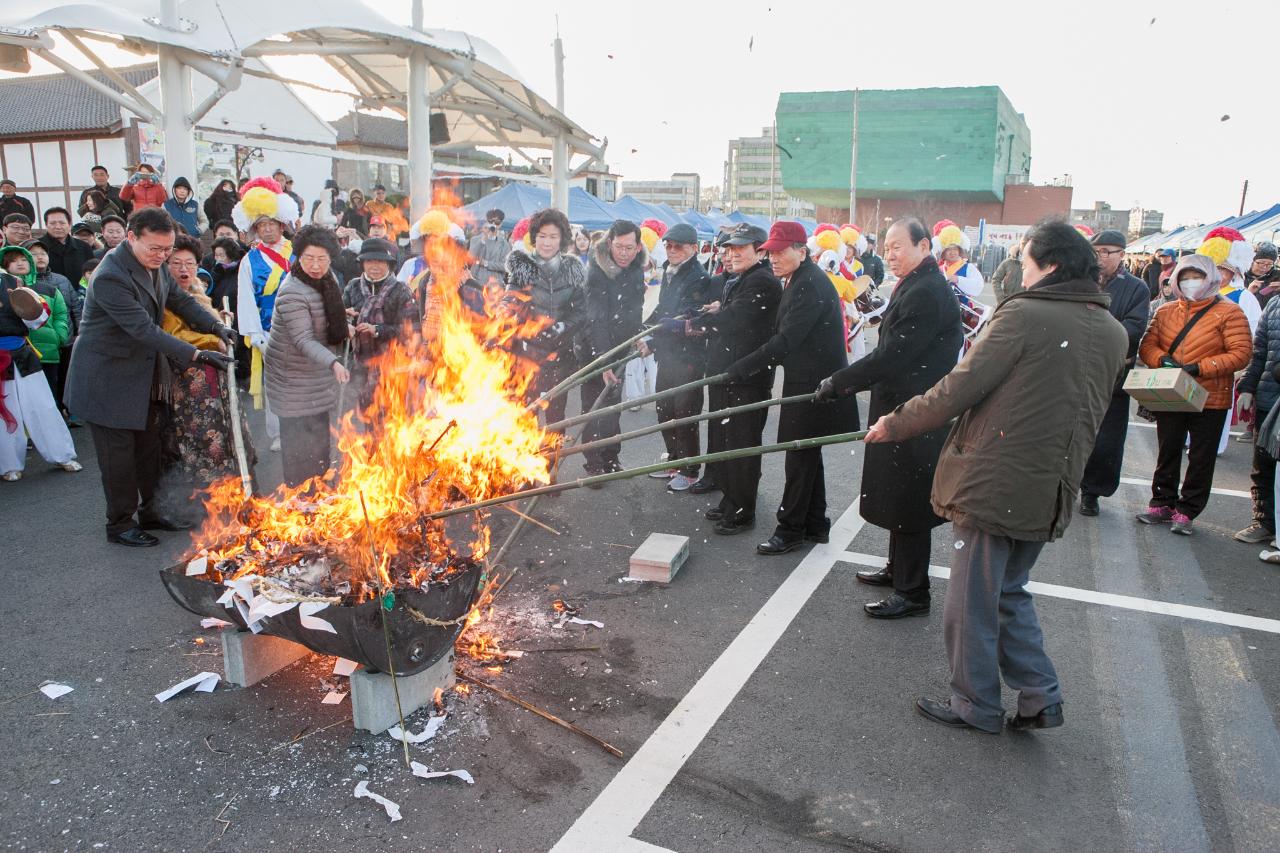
[2, 160, 1276, 732]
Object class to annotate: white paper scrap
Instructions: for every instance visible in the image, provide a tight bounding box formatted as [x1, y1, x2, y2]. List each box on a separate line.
[353, 781, 401, 822]
[155, 671, 220, 702]
[568, 617, 604, 629]
[185, 553, 208, 576]
[321, 690, 347, 705]
[200, 617, 233, 629]
[40, 683, 73, 699]
[299, 602, 337, 635]
[247, 595, 297, 623]
[410, 762, 474, 785]
[388, 714, 446, 744]
[333, 658, 359, 677]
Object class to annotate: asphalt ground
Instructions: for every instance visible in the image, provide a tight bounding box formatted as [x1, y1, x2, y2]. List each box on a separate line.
[3, 304, 1279, 851]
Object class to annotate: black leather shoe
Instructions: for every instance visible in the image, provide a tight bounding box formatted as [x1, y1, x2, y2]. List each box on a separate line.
[138, 516, 193, 531]
[108, 527, 160, 547]
[1079, 493, 1099, 517]
[1007, 703, 1064, 731]
[714, 514, 755, 536]
[689, 478, 720, 494]
[856, 567, 894, 586]
[804, 530, 830, 544]
[864, 592, 930, 619]
[756, 535, 806, 555]
[705, 506, 725, 521]
[915, 697, 1000, 734]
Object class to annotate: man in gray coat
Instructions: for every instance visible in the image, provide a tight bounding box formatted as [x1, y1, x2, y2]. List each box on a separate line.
[865, 221, 1127, 734]
[66, 208, 235, 547]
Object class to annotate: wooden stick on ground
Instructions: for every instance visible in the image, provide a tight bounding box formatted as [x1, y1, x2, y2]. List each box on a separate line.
[459, 671, 623, 758]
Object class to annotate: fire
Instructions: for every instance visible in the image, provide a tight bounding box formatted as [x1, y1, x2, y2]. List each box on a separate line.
[188, 188, 553, 602]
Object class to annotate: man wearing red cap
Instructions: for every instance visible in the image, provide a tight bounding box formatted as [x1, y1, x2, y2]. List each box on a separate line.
[727, 221, 859, 554]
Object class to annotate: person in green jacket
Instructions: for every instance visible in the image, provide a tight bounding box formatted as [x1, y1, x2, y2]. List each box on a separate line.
[1, 245, 68, 394]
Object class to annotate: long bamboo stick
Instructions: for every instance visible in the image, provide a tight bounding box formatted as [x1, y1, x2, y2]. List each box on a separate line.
[527, 323, 662, 413]
[425, 430, 869, 521]
[458, 672, 623, 758]
[558, 392, 815, 460]
[221, 297, 253, 497]
[545, 372, 730, 433]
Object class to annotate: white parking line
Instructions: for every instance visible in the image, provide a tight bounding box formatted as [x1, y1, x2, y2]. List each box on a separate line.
[1119, 476, 1250, 499]
[550, 501, 867, 853]
[837, 552, 1280, 635]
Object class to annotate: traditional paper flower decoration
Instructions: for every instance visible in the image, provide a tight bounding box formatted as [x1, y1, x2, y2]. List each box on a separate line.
[639, 218, 667, 253]
[231, 176, 300, 232]
[1197, 226, 1254, 276]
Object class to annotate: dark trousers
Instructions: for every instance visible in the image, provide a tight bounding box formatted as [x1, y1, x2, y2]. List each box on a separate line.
[889, 529, 932, 601]
[88, 403, 164, 535]
[711, 383, 769, 518]
[776, 447, 827, 539]
[579, 375, 623, 469]
[1250, 441, 1277, 532]
[279, 412, 331, 489]
[57, 347, 72, 411]
[655, 357, 703, 477]
[1080, 392, 1131, 498]
[529, 356, 570, 434]
[1151, 407, 1229, 518]
[41, 362, 61, 411]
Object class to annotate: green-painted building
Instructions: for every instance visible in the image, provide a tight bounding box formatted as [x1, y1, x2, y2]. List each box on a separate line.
[776, 87, 1031, 209]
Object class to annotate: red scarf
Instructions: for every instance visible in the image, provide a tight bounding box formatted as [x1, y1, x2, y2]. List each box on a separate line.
[0, 350, 15, 433]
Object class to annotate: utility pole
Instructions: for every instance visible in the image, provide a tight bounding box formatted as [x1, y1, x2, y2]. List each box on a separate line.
[1240, 179, 1249, 217]
[769, 121, 777, 220]
[848, 88, 859, 223]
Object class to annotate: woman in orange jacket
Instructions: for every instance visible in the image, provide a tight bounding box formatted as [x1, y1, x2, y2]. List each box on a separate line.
[1136, 254, 1252, 533]
[119, 164, 168, 211]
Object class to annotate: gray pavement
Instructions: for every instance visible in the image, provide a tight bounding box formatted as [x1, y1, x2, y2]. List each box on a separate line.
[3, 355, 1279, 851]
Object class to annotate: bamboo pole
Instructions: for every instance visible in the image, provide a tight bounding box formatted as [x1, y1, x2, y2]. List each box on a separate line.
[559, 392, 814, 460]
[425, 430, 870, 521]
[527, 323, 661, 413]
[459, 672, 623, 758]
[221, 297, 253, 497]
[545, 372, 730, 433]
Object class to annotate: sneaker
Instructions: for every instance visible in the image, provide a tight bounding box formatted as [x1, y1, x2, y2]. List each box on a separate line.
[1235, 430, 1255, 443]
[1, 470, 20, 482]
[1259, 549, 1280, 564]
[1234, 523, 1274, 544]
[668, 474, 695, 492]
[59, 460, 83, 472]
[270, 437, 281, 452]
[1170, 511, 1193, 535]
[1135, 505, 1174, 525]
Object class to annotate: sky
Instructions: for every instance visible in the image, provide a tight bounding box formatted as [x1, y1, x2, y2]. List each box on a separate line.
[10, 0, 1279, 228]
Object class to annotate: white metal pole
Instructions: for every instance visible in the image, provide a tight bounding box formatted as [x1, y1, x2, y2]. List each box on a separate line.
[551, 33, 569, 212]
[157, 0, 196, 185]
[407, 0, 434, 210]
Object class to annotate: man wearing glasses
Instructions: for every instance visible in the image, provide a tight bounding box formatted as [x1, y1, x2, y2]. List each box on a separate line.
[66, 208, 235, 547]
[1078, 229, 1151, 517]
[468, 208, 510, 285]
[1246, 242, 1280, 310]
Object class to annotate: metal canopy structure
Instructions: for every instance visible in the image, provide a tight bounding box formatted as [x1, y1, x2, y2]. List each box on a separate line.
[0, 0, 603, 210]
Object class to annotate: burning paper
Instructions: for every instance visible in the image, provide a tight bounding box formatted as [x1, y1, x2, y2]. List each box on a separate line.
[353, 781, 401, 822]
[410, 762, 474, 784]
[155, 672, 220, 702]
[40, 683, 73, 699]
[568, 617, 604, 629]
[299, 602, 337, 634]
[185, 553, 208, 576]
[388, 714, 446, 745]
[200, 617, 233, 629]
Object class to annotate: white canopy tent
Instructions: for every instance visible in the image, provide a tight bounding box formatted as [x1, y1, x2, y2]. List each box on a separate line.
[0, 0, 603, 210]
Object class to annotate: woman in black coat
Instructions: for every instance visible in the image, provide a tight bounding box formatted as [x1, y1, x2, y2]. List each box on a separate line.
[729, 222, 858, 554]
[203, 179, 238, 228]
[821, 218, 962, 619]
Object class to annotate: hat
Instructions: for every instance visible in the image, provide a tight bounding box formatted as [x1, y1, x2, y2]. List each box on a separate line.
[231, 176, 300, 231]
[662, 223, 698, 245]
[722, 223, 768, 246]
[759, 221, 808, 252]
[1157, 248, 1177, 258]
[932, 219, 971, 254]
[1255, 242, 1278, 262]
[865, 233, 877, 244]
[1196, 227, 1253, 278]
[172, 176, 193, 193]
[0, 178, 14, 188]
[357, 237, 398, 263]
[72, 221, 97, 235]
[1091, 229, 1127, 249]
[369, 215, 385, 227]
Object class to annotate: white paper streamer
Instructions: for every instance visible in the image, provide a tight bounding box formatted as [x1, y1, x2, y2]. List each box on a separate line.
[155, 672, 220, 702]
[298, 602, 337, 634]
[410, 762, 474, 784]
[353, 781, 401, 822]
[388, 714, 446, 744]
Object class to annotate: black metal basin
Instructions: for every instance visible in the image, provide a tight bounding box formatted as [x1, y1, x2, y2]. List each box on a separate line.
[160, 559, 483, 676]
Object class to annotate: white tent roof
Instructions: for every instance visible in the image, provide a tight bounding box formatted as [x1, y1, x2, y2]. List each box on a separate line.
[0, 0, 603, 157]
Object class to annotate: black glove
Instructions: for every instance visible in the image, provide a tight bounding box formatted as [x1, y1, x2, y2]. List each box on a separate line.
[1182, 362, 1200, 377]
[1158, 355, 1181, 369]
[194, 349, 235, 370]
[212, 322, 237, 346]
[814, 377, 839, 402]
[725, 359, 750, 384]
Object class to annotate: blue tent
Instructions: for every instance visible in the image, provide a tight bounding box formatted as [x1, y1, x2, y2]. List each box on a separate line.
[653, 202, 691, 226]
[567, 187, 620, 231]
[612, 195, 680, 227]
[461, 183, 549, 230]
[679, 209, 718, 240]
[727, 210, 772, 229]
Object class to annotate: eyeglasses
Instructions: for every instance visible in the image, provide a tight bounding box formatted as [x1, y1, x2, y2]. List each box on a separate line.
[298, 253, 330, 265]
[137, 241, 174, 256]
[612, 244, 638, 253]
[1094, 248, 1124, 257]
[169, 259, 198, 270]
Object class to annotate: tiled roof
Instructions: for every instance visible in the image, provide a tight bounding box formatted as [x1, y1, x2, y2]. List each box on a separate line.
[0, 64, 158, 138]
[332, 112, 407, 150]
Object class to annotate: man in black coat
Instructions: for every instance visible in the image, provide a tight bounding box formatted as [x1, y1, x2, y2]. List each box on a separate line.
[579, 220, 647, 475]
[1079, 230, 1151, 516]
[861, 235, 885, 286]
[0, 180, 35, 223]
[644, 223, 719, 492]
[693, 223, 781, 533]
[819, 218, 962, 617]
[730, 221, 859, 554]
[66, 208, 236, 547]
[77, 165, 129, 217]
[37, 207, 94, 287]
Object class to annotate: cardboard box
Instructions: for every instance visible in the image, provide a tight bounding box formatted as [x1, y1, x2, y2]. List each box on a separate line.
[629, 533, 689, 583]
[1123, 367, 1208, 413]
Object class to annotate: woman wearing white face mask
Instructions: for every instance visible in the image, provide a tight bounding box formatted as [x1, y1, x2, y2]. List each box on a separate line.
[1135, 254, 1252, 534]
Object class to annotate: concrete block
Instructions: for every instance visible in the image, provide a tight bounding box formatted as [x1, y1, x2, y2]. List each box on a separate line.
[350, 650, 456, 734]
[629, 532, 689, 583]
[221, 628, 312, 687]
